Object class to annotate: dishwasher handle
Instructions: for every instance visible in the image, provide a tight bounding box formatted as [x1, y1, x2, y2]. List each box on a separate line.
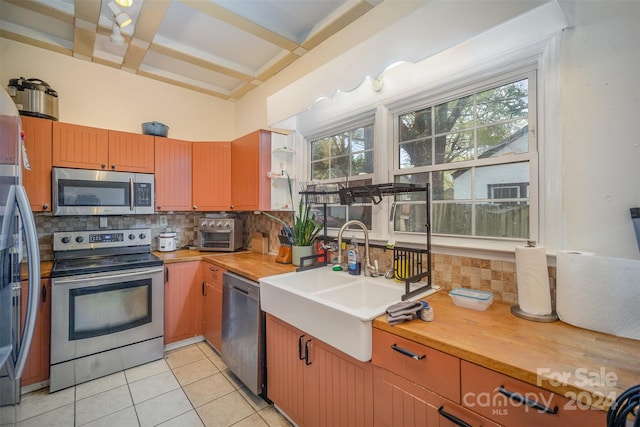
[222, 272, 259, 301]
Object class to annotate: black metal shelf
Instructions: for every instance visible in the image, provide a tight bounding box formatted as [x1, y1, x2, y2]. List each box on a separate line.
[299, 182, 432, 301]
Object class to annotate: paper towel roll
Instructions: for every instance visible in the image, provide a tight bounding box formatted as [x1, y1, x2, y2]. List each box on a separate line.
[515, 245, 553, 315]
[557, 251, 640, 340]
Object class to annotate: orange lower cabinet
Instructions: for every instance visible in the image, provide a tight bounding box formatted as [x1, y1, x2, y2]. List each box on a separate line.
[266, 314, 373, 427]
[20, 279, 51, 387]
[461, 360, 606, 427]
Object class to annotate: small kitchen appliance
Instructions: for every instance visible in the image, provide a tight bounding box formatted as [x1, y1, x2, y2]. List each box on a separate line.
[7, 77, 59, 121]
[53, 167, 154, 216]
[198, 215, 243, 252]
[157, 232, 177, 252]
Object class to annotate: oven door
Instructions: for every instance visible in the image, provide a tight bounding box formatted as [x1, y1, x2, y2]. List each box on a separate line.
[50, 266, 164, 365]
[198, 230, 233, 251]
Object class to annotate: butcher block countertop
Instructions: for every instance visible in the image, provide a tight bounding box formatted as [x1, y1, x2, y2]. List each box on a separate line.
[374, 291, 640, 411]
[153, 249, 297, 281]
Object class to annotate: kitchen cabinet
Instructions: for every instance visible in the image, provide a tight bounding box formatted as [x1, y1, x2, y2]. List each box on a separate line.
[231, 129, 271, 211]
[155, 137, 192, 211]
[373, 366, 500, 427]
[163, 261, 202, 345]
[107, 130, 155, 173]
[270, 132, 295, 211]
[461, 360, 606, 427]
[20, 116, 52, 212]
[372, 328, 606, 427]
[192, 142, 231, 211]
[266, 314, 373, 427]
[52, 123, 155, 172]
[52, 122, 108, 170]
[20, 279, 51, 388]
[201, 261, 225, 351]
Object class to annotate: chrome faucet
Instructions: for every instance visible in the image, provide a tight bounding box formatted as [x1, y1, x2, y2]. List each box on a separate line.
[337, 220, 378, 276]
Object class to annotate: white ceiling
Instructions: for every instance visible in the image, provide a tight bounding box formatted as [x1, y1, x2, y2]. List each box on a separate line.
[0, 0, 381, 100]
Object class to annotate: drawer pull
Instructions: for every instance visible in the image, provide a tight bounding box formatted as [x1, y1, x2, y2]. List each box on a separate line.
[498, 385, 559, 414]
[437, 406, 472, 427]
[209, 267, 218, 272]
[391, 344, 426, 360]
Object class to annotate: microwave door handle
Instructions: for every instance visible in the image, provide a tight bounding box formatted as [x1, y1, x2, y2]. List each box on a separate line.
[13, 185, 41, 380]
[130, 178, 134, 211]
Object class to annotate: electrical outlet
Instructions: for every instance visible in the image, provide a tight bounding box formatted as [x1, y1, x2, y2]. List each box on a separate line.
[159, 215, 168, 227]
[99, 217, 108, 228]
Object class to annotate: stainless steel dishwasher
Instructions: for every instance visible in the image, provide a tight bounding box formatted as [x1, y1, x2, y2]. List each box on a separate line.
[221, 272, 264, 396]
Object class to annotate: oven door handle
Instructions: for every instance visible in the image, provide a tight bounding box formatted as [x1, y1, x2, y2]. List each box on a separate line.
[53, 267, 164, 284]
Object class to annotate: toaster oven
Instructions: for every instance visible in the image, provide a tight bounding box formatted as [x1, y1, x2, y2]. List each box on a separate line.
[198, 218, 243, 252]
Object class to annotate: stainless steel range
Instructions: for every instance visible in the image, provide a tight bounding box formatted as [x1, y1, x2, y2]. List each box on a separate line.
[49, 229, 164, 392]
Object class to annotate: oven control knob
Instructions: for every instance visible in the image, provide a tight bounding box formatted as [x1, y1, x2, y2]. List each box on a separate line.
[224, 222, 231, 228]
[129, 233, 136, 240]
[139, 233, 146, 240]
[75, 236, 84, 243]
[61, 236, 70, 244]
[201, 220, 207, 227]
[216, 221, 223, 227]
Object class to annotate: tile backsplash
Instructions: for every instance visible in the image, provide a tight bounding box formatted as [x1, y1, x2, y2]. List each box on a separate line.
[35, 211, 556, 306]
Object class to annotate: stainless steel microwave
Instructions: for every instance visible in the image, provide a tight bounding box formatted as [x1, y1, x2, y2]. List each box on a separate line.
[52, 167, 154, 216]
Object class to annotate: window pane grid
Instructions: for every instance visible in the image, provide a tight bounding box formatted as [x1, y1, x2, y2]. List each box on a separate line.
[394, 75, 533, 240]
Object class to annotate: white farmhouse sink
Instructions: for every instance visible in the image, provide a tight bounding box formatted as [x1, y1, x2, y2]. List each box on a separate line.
[260, 266, 438, 362]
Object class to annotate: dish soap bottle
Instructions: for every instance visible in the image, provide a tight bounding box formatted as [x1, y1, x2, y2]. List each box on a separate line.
[348, 236, 361, 275]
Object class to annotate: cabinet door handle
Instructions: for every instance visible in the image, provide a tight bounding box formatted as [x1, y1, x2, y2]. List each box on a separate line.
[391, 344, 426, 360]
[165, 267, 169, 283]
[209, 267, 218, 272]
[111, 164, 116, 169]
[304, 339, 312, 366]
[498, 385, 558, 414]
[202, 282, 205, 296]
[437, 406, 472, 427]
[101, 164, 106, 169]
[42, 204, 48, 210]
[298, 335, 306, 360]
[41, 284, 47, 303]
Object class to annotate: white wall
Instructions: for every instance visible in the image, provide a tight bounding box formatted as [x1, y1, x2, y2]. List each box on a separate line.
[559, 0, 640, 258]
[0, 39, 235, 141]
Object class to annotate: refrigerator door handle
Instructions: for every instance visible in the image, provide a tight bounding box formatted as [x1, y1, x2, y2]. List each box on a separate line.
[13, 185, 40, 380]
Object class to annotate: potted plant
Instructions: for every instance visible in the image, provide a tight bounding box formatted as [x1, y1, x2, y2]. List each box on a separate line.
[262, 176, 322, 266]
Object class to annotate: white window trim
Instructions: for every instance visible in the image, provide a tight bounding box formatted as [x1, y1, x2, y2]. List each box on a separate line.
[295, 35, 562, 257]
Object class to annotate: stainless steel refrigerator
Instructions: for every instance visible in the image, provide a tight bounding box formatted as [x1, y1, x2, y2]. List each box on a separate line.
[0, 86, 41, 424]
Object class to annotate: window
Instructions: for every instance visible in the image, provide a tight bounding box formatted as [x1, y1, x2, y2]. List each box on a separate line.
[308, 124, 374, 229]
[393, 74, 536, 240]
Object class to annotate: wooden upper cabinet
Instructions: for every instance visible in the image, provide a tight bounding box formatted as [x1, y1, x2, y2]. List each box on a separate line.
[20, 116, 52, 212]
[192, 142, 231, 211]
[154, 137, 192, 211]
[52, 123, 154, 172]
[231, 130, 271, 211]
[52, 122, 109, 170]
[107, 130, 155, 173]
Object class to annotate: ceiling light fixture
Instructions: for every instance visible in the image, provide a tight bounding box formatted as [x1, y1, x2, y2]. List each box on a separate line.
[110, 23, 125, 45]
[108, 1, 132, 28]
[115, 0, 133, 7]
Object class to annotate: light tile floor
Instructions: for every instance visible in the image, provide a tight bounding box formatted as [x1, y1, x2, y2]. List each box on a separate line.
[13, 342, 292, 427]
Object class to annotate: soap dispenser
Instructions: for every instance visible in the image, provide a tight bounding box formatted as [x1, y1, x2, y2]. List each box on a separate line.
[347, 236, 361, 275]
